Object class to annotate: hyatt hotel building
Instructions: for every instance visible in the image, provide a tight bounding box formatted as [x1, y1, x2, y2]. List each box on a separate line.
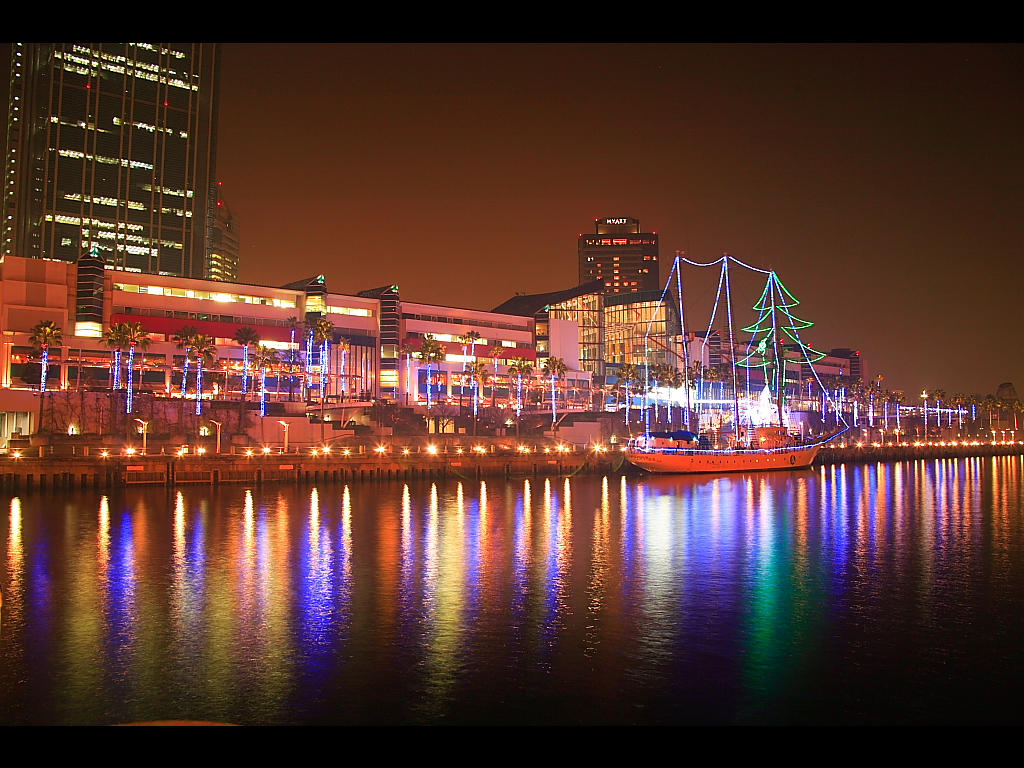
[578, 216, 659, 295]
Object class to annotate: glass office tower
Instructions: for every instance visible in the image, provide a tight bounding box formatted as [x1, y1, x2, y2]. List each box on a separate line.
[2, 43, 225, 279]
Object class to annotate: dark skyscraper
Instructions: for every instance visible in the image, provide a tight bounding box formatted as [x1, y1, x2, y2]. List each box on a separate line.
[2, 43, 223, 279]
[209, 181, 239, 281]
[578, 216, 660, 295]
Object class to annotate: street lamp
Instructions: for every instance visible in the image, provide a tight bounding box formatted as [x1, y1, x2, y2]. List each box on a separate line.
[209, 419, 222, 455]
[133, 418, 148, 455]
[278, 420, 289, 453]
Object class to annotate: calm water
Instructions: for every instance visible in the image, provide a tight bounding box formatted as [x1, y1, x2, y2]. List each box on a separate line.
[2, 457, 1024, 725]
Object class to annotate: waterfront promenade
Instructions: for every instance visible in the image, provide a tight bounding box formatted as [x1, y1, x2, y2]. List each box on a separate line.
[1, 439, 1022, 492]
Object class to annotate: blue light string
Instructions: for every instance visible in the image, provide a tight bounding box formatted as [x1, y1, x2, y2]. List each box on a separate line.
[126, 344, 135, 414]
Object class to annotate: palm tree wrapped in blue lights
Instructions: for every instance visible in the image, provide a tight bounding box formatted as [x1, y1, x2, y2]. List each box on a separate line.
[173, 325, 200, 401]
[104, 322, 127, 390]
[191, 333, 217, 415]
[419, 334, 446, 412]
[122, 321, 150, 414]
[232, 326, 260, 400]
[252, 344, 279, 418]
[30, 320, 63, 393]
[507, 357, 534, 437]
[543, 356, 568, 428]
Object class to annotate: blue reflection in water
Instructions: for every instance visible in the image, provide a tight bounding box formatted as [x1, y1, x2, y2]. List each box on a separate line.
[106, 505, 136, 674]
[510, 480, 531, 643]
[297, 487, 336, 682]
[3, 459, 1024, 725]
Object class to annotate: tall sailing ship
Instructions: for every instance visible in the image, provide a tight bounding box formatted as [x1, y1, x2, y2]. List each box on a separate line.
[625, 253, 847, 474]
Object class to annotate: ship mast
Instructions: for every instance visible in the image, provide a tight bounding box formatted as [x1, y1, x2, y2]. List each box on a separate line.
[675, 252, 692, 432]
[769, 272, 785, 427]
[722, 254, 743, 444]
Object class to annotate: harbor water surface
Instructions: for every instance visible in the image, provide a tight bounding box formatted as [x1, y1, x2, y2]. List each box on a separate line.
[2, 456, 1024, 725]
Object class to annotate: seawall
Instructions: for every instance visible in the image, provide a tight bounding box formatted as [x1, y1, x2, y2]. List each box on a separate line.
[2, 441, 1021, 493]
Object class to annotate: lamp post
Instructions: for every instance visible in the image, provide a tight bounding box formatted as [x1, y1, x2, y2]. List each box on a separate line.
[209, 419, 222, 455]
[133, 418, 148, 455]
[278, 420, 290, 454]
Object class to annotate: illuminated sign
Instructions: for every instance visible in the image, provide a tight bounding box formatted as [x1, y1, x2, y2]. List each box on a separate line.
[603, 218, 629, 225]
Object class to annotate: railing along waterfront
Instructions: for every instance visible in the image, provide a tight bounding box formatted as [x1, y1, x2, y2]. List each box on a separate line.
[0, 442, 628, 491]
[2, 439, 1022, 492]
[816, 440, 1024, 465]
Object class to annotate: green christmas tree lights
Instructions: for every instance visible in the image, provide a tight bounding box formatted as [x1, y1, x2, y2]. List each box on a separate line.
[736, 271, 825, 420]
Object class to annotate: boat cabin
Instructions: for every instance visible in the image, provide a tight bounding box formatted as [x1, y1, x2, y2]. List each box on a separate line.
[753, 426, 795, 450]
[634, 430, 700, 451]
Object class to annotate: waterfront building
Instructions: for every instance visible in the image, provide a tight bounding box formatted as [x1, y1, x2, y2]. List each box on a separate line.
[0, 254, 589, 446]
[578, 216, 660, 294]
[828, 347, 867, 383]
[399, 298, 542, 423]
[492, 279, 605, 376]
[604, 290, 681, 371]
[2, 43, 223, 279]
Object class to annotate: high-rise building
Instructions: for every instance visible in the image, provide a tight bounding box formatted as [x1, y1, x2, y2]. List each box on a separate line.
[208, 181, 239, 281]
[2, 43, 221, 279]
[578, 216, 660, 294]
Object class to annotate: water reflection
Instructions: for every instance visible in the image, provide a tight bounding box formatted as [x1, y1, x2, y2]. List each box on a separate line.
[2, 457, 1024, 724]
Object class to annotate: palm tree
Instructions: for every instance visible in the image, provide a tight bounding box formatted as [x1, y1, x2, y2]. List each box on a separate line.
[29, 319, 63, 393]
[104, 321, 128, 390]
[982, 394, 999, 435]
[664, 365, 684, 427]
[890, 390, 906, 437]
[29, 320, 63, 431]
[122, 321, 150, 415]
[336, 336, 351, 400]
[948, 392, 966, 435]
[400, 341, 418, 405]
[285, 316, 302, 401]
[650, 362, 674, 426]
[489, 343, 504, 407]
[964, 393, 980, 431]
[191, 333, 217, 415]
[507, 357, 534, 437]
[462, 330, 481, 359]
[930, 388, 947, 432]
[419, 334, 446, 413]
[252, 345, 280, 443]
[465, 360, 489, 436]
[172, 325, 200, 399]
[309, 317, 335, 440]
[232, 327, 261, 401]
[542, 356, 568, 428]
[619, 363, 641, 428]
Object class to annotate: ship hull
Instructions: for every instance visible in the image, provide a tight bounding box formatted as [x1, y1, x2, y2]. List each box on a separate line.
[625, 444, 823, 474]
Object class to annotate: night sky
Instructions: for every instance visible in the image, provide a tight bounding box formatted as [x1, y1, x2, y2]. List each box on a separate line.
[7, 44, 1024, 395]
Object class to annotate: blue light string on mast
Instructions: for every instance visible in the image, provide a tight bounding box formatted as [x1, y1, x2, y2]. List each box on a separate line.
[642, 256, 678, 435]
